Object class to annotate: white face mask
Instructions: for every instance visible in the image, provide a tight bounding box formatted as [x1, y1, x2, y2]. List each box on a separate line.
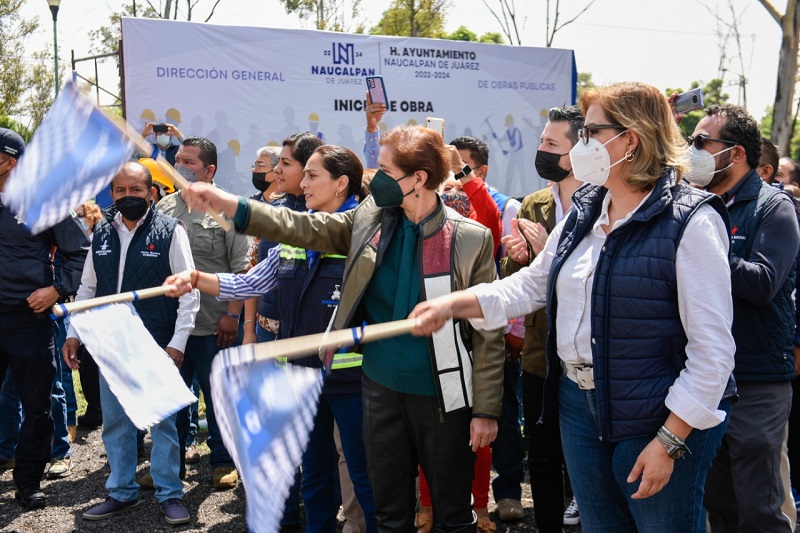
[568, 130, 628, 186]
[684, 145, 736, 187]
[156, 134, 171, 148]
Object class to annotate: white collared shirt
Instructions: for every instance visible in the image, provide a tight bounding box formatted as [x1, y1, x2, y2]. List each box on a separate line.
[468, 190, 735, 430]
[67, 209, 199, 352]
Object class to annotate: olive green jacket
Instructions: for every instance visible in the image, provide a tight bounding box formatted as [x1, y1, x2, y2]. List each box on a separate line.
[500, 187, 557, 378]
[243, 196, 506, 418]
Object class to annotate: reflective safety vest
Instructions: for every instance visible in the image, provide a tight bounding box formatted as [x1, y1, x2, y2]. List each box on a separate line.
[275, 244, 362, 393]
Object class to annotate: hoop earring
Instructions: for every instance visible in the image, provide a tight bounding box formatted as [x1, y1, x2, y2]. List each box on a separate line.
[625, 151, 635, 162]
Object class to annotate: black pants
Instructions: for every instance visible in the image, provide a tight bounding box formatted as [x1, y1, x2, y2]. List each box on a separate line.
[361, 375, 476, 533]
[77, 345, 102, 423]
[522, 371, 565, 533]
[0, 308, 55, 491]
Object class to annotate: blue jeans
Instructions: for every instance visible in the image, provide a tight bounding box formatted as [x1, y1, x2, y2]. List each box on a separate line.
[302, 392, 377, 533]
[99, 373, 182, 503]
[176, 334, 233, 471]
[559, 375, 730, 533]
[491, 358, 524, 501]
[49, 346, 72, 459]
[256, 323, 277, 343]
[186, 377, 201, 450]
[53, 319, 77, 426]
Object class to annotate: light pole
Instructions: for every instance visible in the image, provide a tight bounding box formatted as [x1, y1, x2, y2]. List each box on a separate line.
[47, 0, 61, 96]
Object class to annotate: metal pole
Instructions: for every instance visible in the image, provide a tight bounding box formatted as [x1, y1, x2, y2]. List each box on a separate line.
[49, 4, 60, 96]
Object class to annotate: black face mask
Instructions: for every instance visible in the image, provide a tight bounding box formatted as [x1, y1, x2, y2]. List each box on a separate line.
[116, 195, 149, 221]
[251, 172, 271, 192]
[535, 150, 571, 182]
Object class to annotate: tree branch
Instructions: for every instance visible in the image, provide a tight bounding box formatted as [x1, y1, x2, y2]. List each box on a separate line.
[757, 0, 783, 24]
[554, 0, 596, 33]
[204, 0, 223, 22]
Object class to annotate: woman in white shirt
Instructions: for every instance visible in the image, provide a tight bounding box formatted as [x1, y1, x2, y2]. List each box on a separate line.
[410, 82, 736, 533]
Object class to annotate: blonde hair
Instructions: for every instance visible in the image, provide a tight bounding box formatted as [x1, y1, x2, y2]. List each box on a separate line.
[579, 82, 688, 192]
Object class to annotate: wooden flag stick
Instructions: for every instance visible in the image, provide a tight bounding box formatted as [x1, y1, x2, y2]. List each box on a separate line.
[250, 318, 417, 362]
[51, 285, 173, 318]
[101, 109, 231, 231]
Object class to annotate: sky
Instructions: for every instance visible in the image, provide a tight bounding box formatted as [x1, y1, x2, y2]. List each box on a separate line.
[18, 0, 780, 123]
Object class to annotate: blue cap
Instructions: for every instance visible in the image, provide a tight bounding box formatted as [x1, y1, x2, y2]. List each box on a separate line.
[0, 127, 25, 158]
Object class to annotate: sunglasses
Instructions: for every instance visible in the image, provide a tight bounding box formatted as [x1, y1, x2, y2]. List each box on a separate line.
[578, 124, 626, 144]
[687, 134, 737, 151]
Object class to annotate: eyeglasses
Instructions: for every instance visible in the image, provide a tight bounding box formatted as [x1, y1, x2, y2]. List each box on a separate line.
[687, 134, 737, 151]
[579, 124, 626, 144]
[251, 161, 273, 171]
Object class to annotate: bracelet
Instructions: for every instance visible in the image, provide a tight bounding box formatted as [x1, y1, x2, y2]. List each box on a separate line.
[189, 270, 199, 287]
[658, 425, 686, 446]
[224, 311, 240, 320]
[243, 320, 255, 326]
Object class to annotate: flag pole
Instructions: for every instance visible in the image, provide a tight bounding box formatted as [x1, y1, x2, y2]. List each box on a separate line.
[247, 318, 417, 362]
[51, 285, 174, 318]
[97, 107, 232, 231]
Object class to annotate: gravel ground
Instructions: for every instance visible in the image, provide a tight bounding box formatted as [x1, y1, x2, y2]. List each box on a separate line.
[0, 426, 582, 532]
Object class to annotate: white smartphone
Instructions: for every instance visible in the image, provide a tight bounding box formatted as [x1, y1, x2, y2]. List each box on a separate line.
[425, 117, 445, 137]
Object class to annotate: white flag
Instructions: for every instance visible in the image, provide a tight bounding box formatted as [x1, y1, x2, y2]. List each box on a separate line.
[70, 303, 196, 429]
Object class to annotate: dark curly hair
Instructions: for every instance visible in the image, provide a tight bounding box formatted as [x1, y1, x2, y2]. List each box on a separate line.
[705, 104, 761, 170]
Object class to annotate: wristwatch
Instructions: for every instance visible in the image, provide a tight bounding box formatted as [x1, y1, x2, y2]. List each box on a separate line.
[454, 164, 472, 180]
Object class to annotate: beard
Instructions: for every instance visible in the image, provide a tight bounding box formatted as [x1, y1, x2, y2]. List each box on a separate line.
[706, 150, 735, 193]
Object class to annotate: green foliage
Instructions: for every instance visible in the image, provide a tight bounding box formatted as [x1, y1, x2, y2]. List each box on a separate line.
[0, 116, 32, 142]
[370, 0, 449, 38]
[664, 79, 730, 138]
[0, 0, 39, 118]
[280, 0, 362, 31]
[576, 72, 595, 98]
[88, 2, 160, 55]
[760, 106, 800, 160]
[446, 25, 477, 41]
[479, 32, 505, 44]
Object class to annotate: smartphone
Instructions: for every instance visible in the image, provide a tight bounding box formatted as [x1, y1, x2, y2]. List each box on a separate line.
[425, 117, 445, 137]
[674, 88, 704, 114]
[153, 123, 169, 134]
[366, 76, 388, 107]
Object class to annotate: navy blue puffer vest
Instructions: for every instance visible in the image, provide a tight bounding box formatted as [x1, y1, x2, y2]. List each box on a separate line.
[728, 171, 796, 382]
[93, 208, 179, 348]
[542, 170, 729, 442]
[256, 193, 306, 320]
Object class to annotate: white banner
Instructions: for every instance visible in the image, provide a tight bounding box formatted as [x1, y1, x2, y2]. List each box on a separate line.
[122, 18, 575, 198]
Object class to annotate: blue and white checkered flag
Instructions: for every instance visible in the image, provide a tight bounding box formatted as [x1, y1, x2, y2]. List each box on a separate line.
[211, 345, 324, 533]
[4, 80, 135, 234]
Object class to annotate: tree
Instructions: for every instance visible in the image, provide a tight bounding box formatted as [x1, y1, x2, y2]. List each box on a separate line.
[546, 0, 596, 47]
[481, 0, 524, 45]
[446, 25, 478, 42]
[26, 50, 57, 131]
[577, 71, 595, 98]
[0, 0, 39, 118]
[370, 0, 449, 38]
[479, 32, 505, 44]
[665, 79, 730, 138]
[280, 0, 363, 31]
[700, 0, 750, 108]
[758, 0, 800, 156]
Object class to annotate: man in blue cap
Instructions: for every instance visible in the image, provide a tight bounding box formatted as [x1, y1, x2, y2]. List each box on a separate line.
[0, 127, 89, 510]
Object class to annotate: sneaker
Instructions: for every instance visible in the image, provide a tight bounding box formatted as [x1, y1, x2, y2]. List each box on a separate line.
[67, 425, 77, 443]
[496, 498, 524, 521]
[0, 457, 15, 471]
[15, 488, 46, 511]
[82, 496, 142, 520]
[563, 497, 580, 526]
[159, 498, 191, 525]
[185, 445, 201, 464]
[139, 470, 185, 490]
[212, 466, 239, 489]
[47, 457, 73, 479]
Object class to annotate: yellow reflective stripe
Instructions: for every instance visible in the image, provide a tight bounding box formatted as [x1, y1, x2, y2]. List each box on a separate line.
[320, 253, 347, 260]
[275, 356, 288, 366]
[330, 352, 363, 369]
[279, 245, 306, 260]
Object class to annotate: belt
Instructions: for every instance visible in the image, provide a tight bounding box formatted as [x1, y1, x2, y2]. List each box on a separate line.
[563, 361, 595, 390]
[256, 313, 280, 334]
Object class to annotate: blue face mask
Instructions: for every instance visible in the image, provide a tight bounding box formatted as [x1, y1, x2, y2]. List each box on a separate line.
[370, 169, 415, 208]
[175, 164, 199, 183]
